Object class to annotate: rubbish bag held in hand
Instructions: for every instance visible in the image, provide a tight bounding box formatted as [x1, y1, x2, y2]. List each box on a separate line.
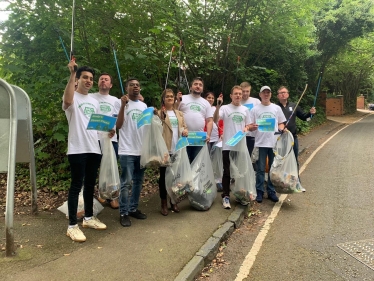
[229, 138, 256, 204]
[58, 188, 104, 219]
[165, 147, 194, 204]
[210, 141, 223, 180]
[270, 131, 302, 193]
[251, 147, 259, 163]
[99, 135, 120, 200]
[188, 145, 217, 210]
[140, 115, 170, 168]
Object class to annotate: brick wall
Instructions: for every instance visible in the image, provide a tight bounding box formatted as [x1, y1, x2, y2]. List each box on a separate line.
[326, 96, 344, 116]
[357, 95, 365, 109]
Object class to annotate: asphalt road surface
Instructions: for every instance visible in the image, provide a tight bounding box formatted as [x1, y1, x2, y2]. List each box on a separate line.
[199, 113, 374, 281]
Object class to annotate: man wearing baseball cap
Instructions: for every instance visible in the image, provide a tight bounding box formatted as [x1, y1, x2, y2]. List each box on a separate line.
[248, 86, 286, 203]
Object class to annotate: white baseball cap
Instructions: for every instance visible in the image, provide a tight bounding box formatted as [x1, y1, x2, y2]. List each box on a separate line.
[260, 86, 271, 92]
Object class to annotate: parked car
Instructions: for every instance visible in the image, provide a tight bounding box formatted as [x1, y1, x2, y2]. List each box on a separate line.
[369, 104, 374, 111]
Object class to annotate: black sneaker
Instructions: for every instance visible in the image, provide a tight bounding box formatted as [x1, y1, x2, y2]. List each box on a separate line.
[129, 209, 147, 220]
[256, 191, 263, 203]
[268, 192, 279, 203]
[120, 215, 131, 227]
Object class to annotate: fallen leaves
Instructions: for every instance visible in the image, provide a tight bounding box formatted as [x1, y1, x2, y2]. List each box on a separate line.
[197, 242, 230, 279]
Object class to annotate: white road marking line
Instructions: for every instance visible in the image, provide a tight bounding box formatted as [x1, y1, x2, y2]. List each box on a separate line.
[234, 119, 364, 281]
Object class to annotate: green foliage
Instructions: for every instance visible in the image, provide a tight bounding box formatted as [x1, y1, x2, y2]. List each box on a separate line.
[324, 33, 374, 113]
[0, 0, 372, 190]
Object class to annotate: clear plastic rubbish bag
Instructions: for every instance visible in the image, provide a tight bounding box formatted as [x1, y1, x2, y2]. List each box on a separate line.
[165, 147, 194, 204]
[210, 141, 223, 180]
[270, 131, 302, 193]
[57, 188, 104, 219]
[251, 147, 259, 163]
[99, 135, 120, 200]
[229, 138, 256, 204]
[188, 145, 217, 210]
[140, 115, 170, 168]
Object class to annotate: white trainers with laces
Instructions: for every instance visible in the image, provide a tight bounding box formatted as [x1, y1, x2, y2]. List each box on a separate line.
[82, 217, 107, 230]
[222, 196, 231, 209]
[66, 225, 86, 242]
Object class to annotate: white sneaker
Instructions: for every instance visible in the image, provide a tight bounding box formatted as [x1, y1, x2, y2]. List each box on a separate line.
[66, 225, 86, 242]
[222, 196, 231, 209]
[82, 217, 107, 230]
[301, 187, 306, 192]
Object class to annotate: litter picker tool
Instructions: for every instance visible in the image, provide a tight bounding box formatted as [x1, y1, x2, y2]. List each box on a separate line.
[221, 36, 230, 95]
[311, 72, 322, 118]
[183, 67, 189, 90]
[111, 40, 125, 96]
[55, 28, 70, 62]
[70, 0, 77, 72]
[165, 45, 175, 91]
[177, 40, 182, 93]
[235, 56, 240, 85]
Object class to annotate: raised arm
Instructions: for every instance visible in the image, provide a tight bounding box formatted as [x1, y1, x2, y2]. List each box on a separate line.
[116, 95, 129, 129]
[213, 94, 223, 124]
[62, 60, 78, 110]
[174, 92, 183, 109]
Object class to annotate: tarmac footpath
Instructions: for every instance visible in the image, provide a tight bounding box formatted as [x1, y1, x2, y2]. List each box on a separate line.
[0, 110, 371, 281]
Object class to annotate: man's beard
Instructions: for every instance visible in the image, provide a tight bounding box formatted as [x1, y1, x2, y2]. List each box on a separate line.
[192, 90, 201, 96]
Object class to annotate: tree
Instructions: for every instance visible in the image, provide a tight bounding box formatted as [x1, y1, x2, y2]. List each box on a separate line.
[324, 33, 374, 113]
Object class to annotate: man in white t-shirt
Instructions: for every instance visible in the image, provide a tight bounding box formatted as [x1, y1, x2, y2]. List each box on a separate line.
[62, 61, 107, 242]
[214, 86, 257, 209]
[249, 86, 286, 204]
[240, 82, 261, 159]
[176, 77, 213, 163]
[91, 72, 120, 209]
[116, 78, 148, 227]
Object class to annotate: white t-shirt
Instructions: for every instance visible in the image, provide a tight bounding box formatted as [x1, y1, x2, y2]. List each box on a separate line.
[167, 110, 179, 153]
[218, 104, 250, 151]
[178, 94, 213, 132]
[117, 100, 148, 156]
[91, 92, 119, 142]
[249, 103, 286, 148]
[241, 97, 261, 137]
[63, 92, 101, 155]
[210, 106, 220, 143]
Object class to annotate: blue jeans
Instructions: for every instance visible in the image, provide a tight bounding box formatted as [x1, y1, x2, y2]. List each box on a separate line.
[68, 153, 102, 225]
[119, 155, 145, 215]
[256, 147, 275, 194]
[293, 136, 299, 175]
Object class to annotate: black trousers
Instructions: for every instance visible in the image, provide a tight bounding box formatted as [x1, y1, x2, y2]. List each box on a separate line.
[67, 153, 102, 225]
[222, 150, 231, 198]
[159, 166, 168, 200]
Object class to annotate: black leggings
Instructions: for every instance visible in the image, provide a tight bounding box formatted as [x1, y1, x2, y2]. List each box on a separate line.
[158, 166, 168, 200]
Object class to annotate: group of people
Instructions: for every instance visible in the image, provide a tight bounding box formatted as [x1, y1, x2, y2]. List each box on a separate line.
[62, 60, 315, 242]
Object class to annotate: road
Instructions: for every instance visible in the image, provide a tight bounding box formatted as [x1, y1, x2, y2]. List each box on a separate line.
[198, 113, 374, 281]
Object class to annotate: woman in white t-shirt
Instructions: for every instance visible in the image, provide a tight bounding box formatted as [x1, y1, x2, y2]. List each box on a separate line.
[157, 89, 188, 216]
[203, 92, 224, 191]
[203, 92, 223, 150]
